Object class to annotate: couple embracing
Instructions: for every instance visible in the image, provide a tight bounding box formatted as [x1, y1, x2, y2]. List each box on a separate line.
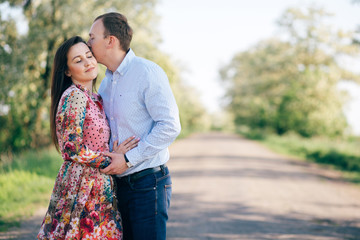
[37, 12, 181, 240]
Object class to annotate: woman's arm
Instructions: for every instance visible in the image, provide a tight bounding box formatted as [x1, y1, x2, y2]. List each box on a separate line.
[58, 89, 111, 169]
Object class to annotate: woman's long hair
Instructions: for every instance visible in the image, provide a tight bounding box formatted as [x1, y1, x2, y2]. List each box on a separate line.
[50, 36, 97, 151]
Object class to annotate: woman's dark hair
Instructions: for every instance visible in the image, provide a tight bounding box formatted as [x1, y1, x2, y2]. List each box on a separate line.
[50, 36, 97, 151]
[95, 12, 133, 51]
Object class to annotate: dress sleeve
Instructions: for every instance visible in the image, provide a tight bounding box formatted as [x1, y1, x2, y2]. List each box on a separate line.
[57, 90, 111, 169]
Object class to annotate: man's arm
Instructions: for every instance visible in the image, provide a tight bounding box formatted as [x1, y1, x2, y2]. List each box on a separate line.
[125, 64, 181, 166]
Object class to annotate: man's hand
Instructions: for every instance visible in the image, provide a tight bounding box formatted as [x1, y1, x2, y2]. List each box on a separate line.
[101, 152, 128, 175]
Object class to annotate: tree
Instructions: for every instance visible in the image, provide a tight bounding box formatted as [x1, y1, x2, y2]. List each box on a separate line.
[351, 0, 360, 45]
[0, 6, 27, 152]
[0, 0, 208, 153]
[220, 6, 360, 137]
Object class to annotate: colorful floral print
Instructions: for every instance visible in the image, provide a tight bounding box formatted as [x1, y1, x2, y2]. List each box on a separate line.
[38, 84, 122, 240]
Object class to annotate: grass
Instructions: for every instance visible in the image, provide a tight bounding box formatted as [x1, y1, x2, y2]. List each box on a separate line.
[1, 129, 359, 231]
[0, 132, 189, 232]
[237, 127, 360, 183]
[0, 147, 62, 231]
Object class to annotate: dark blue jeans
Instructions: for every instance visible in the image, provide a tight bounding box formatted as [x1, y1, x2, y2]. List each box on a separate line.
[114, 166, 172, 240]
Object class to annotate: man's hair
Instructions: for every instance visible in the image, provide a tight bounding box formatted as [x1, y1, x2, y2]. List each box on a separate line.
[95, 12, 133, 51]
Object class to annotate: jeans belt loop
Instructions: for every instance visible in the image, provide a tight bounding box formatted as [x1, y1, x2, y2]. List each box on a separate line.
[126, 175, 131, 184]
[160, 164, 166, 175]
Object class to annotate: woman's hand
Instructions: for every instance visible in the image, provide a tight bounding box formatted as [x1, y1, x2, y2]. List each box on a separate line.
[112, 136, 140, 154]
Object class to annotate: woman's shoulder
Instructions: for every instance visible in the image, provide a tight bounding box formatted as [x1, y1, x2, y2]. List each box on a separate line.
[60, 85, 88, 106]
[62, 85, 87, 98]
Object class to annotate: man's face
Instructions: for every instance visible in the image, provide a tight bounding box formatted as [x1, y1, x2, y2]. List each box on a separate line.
[88, 19, 107, 64]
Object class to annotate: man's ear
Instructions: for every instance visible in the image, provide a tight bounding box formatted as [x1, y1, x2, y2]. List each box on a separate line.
[107, 35, 118, 49]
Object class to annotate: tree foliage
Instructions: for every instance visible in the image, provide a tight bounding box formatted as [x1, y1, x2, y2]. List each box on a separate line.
[0, 0, 206, 153]
[220, 6, 360, 137]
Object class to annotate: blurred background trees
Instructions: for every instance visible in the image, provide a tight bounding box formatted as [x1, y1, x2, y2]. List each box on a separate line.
[0, 0, 208, 154]
[1, 1, 359, 155]
[220, 6, 360, 138]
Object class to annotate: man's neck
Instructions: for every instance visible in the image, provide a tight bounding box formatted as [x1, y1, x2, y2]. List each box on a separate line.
[107, 50, 127, 73]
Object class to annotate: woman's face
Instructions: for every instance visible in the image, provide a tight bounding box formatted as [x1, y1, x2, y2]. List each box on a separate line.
[66, 42, 98, 86]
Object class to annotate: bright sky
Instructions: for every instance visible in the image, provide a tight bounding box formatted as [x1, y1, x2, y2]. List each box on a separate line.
[156, 0, 360, 135]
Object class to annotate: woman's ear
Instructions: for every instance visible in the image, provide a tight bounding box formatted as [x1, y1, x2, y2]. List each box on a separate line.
[65, 70, 71, 77]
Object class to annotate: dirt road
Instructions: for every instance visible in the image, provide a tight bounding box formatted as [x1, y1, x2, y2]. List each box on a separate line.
[1, 132, 360, 239]
[166, 133, 360, 240]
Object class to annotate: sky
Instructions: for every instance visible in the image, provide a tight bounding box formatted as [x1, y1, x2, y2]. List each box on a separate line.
[156, 0, 360, 134]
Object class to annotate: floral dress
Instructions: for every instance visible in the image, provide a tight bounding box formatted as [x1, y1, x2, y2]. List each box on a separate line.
[38, 84, 122, 240]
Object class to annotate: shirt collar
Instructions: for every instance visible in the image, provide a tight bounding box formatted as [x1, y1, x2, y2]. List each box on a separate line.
[105, 48, 135, 79]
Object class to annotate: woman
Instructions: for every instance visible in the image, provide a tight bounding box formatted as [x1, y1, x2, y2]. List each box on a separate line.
[38, 36, 137, 239]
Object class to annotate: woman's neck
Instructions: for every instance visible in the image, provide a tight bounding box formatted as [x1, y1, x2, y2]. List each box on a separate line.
[72, 81, 93, 94]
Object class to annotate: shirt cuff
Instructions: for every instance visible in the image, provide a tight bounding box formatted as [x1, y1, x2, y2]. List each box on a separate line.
[124, 148, 142, 165]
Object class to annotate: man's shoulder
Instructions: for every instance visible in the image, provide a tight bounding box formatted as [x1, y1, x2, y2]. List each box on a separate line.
[132, 55, 162, 73]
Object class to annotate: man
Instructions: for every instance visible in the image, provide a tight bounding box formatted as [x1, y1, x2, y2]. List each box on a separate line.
[87, 12, 181, 240]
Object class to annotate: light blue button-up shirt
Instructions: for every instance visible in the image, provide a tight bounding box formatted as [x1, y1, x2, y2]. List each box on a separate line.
[98, 49, 181, 177]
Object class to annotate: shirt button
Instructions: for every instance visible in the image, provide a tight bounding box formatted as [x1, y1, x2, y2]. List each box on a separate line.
[120, 72, 124, 76]
[110, 117, 114, 120]
[113, 135, 116, 138]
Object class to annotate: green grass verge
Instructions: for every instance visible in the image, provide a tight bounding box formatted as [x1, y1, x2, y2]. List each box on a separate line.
[238, 128, 360, 183]
[0, 131, 192, 232]
[0, 147, 62, 231]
